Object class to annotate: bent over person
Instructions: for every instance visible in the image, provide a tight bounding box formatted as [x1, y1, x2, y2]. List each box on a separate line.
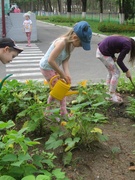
[96, 35, 135, 103]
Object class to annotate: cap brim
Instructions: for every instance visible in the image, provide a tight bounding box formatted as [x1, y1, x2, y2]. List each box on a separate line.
[81, 41, 91, 51]
[13, 46, 23, 53]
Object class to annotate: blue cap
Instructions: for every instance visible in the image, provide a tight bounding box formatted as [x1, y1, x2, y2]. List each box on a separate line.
[73, 21, 92, 51]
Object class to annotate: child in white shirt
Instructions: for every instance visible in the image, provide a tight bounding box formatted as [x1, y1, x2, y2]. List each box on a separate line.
[23, 13, 32, 47]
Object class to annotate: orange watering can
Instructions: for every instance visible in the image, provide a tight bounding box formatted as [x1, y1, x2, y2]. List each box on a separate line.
[49, 75, 78, 100]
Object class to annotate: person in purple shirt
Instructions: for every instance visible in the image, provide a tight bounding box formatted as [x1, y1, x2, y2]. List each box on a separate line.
[96, 35, 135, 103]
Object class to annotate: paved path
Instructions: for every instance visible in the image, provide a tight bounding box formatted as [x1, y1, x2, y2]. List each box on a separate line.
[4, 21, 133, 85]
[6, 43, 44, 82]
[0, 21, 107, 85]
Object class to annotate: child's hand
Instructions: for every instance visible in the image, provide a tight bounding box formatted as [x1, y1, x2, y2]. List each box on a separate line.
[126, 70, 131, 78]
[65, 76, 71, 84]
[113, 57, 117, 62]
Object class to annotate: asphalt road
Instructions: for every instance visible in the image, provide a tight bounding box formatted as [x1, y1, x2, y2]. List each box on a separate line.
[0, 20, 110, 85]
[1, 20, 134, 87]
[36, 20, 107, 85]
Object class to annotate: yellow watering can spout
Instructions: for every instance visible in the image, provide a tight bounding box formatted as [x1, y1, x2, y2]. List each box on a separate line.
[66, 90, 78, 96]
[49, 75, 78, 100]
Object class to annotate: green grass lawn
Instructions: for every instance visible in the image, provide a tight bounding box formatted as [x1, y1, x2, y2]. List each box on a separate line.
[37, 15, 135, 37]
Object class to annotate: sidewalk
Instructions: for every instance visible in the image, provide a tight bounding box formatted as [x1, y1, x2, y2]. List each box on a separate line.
[1, 21, 133, 85]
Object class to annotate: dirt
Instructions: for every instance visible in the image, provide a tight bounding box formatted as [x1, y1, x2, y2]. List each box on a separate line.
[53, 94, 135, 180]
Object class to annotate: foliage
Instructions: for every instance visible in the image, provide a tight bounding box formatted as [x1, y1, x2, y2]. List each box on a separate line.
[126, 97, 135, 119]
[36, 15, 135, 37]
[1, 77, 135, 178]
[0, 120, 68, 179]
[37, 15, 83, 25]
[44, 81, 109, 165]
[122, 0, 135, 21]
[98, 22, 135, 33]
[0, 80, 48, 134]
[117, 77, 135, 94]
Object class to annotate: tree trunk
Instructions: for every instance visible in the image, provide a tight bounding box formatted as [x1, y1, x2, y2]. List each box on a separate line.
[118, 0, 125, 24]
[81, 0, 87, 18]
[67, 0, 72, 12]
[57, 0, 61, 14]
[67, 0, 72, 18]
[99, 0, 103, 22]
[48, 0, 53, 12]
[99, 0, 103, 13]
[118, 0, 122, 13]
[81, 0, 87, 12]
[43, 0, 48, 12]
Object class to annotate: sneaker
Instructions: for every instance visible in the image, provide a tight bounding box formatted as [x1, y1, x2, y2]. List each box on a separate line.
[110, 94, 123, 103]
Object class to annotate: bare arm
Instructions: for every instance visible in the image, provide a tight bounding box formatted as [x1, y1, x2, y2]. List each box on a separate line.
[48, 39, 70, 83]
[62, 58, 71, 84]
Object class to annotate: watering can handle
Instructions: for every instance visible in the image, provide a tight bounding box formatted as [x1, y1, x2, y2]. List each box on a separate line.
[49, 75, 60, 90]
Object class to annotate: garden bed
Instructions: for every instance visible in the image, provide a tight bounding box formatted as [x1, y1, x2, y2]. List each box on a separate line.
[59, 94, 135, 180]
[0, 79, 135, 180]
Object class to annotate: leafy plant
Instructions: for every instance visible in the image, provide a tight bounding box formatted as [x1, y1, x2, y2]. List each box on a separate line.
[0, 80, 48, 121]
[98, 22, 135, 33]
[117, 77, 135, 94]
[111, 146, 121, 159]
[44, 81, 109, 168]
[0, 121, 68, 179]
[126, 96, 135, 119]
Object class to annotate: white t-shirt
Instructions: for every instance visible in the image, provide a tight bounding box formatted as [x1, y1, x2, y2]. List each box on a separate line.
[23, 19, 32, 32]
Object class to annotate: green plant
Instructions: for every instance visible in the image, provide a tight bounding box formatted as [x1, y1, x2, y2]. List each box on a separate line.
[0, 121, 68, 179]
[36, 15, 135, 37]
[111, 146, 121, 159]
[126, 97, 135, 119]
[44, 81, 109, 167]
[117, 77, 135, 94]
[16, 102, 46, 135]
[0, 80, 48, 134]
[98, 22, 135, 33]
[0, 74, 13, 90]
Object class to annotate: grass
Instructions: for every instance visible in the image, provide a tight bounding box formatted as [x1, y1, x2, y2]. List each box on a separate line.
[36, 15, 135, 37]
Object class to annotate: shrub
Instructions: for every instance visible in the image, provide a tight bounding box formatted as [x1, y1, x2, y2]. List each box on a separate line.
[98, 22, 135, 33]
[36, 15, 82, 24]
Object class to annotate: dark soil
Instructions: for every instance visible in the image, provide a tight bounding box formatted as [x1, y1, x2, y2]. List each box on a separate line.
[54, 94, 135, 180]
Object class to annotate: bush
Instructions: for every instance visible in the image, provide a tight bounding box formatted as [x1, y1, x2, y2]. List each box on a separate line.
[36, 15, 83, 24]
[36, 15, 49, 21]
[98, 22, 135, 33]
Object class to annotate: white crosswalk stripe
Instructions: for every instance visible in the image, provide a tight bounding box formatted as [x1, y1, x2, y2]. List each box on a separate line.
[6, 43, 45, 82]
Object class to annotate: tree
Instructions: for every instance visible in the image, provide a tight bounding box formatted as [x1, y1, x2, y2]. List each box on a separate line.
[99, 0, 103, 13]
[57, 0, 61, 14]
[81, 0, 87, 18]
[98, 0, 103, 22]
[123, 0, 135, 21]
[116, 0, 135, 24]
[67, 0, 72, 17]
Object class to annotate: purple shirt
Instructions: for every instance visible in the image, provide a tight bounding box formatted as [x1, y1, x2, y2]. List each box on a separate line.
[98, 36, 132, 72]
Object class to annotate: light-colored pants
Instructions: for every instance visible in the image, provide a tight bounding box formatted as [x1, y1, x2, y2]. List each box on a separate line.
[96, 48, 120, 93]
[40, 68, 68, 116]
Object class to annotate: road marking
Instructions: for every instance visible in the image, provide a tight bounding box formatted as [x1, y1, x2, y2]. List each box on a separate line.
[6, 43, 45, 82]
